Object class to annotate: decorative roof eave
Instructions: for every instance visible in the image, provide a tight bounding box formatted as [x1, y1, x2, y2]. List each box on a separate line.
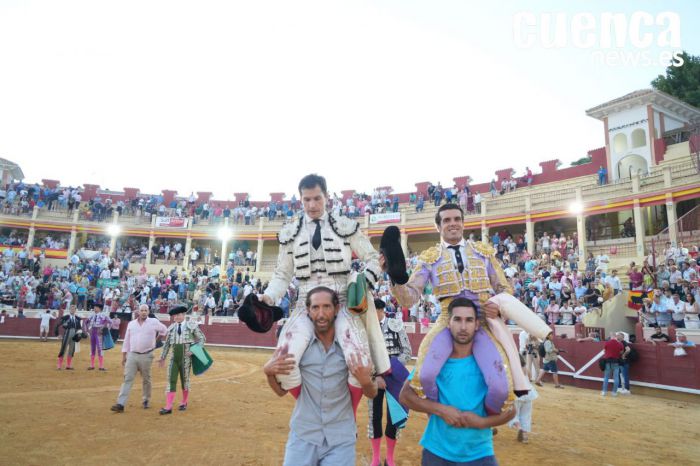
[585, 89, 700, 122]
[0, 158, 24, 180]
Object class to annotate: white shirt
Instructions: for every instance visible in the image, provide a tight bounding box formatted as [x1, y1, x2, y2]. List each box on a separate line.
[669, 300, 686, 321]
[441, 239, 467, 271]
[606, 276, 621, 290]
[596, 255, 610, 271]
[39, 313, 55, 326]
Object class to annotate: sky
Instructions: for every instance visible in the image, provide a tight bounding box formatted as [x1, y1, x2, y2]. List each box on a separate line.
[0, 0, 698, 200]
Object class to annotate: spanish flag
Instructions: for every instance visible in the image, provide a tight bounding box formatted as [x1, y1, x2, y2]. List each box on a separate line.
[628, 290, 651, 310]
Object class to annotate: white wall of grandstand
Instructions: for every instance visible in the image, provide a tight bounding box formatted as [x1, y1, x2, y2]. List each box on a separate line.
[1, 89, 699, 282]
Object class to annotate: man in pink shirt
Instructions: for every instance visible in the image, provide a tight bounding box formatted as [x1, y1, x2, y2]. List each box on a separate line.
[111, 304, 167, 412]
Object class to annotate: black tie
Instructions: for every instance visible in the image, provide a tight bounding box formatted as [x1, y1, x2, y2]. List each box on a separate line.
[448, 245, 465, 273]
[312, 219, 322, 250]
[177, 323, 182, 335]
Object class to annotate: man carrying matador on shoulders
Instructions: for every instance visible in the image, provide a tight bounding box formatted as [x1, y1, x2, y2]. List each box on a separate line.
[381, 203, 551, 414]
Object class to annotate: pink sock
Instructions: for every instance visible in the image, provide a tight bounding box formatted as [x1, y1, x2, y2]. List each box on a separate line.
[370, 438, 381, 466]
[182, 390, 189, 405]
[66, 356, 73, 368]
[98, 356, 104, 369]
[386, 437, 397, 466]
[289, 385, 301, 400]
[348, 384, 362, 419]
[57, 357, 63, 369]
[90, 355, 95, 368]
[165, 392, 176, 410]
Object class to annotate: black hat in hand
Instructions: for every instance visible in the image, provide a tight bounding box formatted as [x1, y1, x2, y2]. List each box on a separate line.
[380, 226, 409, 285]
[238, 294, 283, 333]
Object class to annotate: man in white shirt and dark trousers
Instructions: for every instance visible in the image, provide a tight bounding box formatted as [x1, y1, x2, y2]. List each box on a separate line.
[39, 310, 56, 342]
[111, 304, 167, 412]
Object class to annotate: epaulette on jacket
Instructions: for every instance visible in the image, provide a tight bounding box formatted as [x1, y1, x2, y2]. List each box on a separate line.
[471, 240, 495, 257]
[419, 245, 441, 264]
[328, 213, 360, 238]
[278, 217, 303, 245]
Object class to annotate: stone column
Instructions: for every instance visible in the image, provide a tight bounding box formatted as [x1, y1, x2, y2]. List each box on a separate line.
[400, 208, 409, 255]
[109, 211, 119, 258]
[525, 195, 534, 255]
[183, 236, 192, 270]
[666, 197, 678, 246]
[182, 217, 194, 270]
[146, 234, 155, 265]
[255, 237, 264, 273]
[220, 217, 230, 270]
[480, 199, 488, 242]
[662, 167, 678, 246]
[25, 206, 39, 256]
[575, 187, 587, 270]
[631, 173, 645, 257]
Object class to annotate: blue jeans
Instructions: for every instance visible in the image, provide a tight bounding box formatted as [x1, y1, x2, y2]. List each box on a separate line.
[602, 361, 620, 394]
[617, 361, 630, 390]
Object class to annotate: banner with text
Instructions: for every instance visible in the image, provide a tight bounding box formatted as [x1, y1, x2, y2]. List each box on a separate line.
[155, 217, 188, 228]
[369, 212, 401, 224]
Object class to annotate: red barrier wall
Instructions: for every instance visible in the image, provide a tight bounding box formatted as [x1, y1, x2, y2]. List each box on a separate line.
[3, 318, 697, 392]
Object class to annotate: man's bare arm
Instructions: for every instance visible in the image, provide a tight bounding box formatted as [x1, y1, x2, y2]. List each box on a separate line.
[263, 349, 295, 397]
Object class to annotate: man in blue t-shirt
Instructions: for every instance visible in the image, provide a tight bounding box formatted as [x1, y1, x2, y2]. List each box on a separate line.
[400, 297, 515, 465]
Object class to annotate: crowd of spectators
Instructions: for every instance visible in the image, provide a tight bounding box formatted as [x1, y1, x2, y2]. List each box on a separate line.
[1, 239, 274, 323]
[1, 166, 545, 227]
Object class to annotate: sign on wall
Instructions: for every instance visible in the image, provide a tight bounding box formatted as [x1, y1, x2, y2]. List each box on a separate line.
[369, 212, 401, 224]
[155, 217, 188, 228]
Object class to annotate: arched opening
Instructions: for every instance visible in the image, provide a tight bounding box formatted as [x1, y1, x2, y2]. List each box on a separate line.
[631, 128, 647, 148]
[617, 154, 648, 179]
[613, 133, 628, 154]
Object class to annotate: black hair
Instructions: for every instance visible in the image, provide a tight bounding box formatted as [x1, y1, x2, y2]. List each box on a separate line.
[447, 297, 478, 317]
[305, 286, 339, 309]
[298, 174, 328, 196]
[435, 203, 464, 226]
[374, 298, 386, 310]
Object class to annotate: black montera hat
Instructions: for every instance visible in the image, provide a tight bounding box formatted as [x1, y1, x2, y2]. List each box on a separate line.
[380, 226, 409, 285]
[238, 293, 283, 333]
[168, 305, 188, 316]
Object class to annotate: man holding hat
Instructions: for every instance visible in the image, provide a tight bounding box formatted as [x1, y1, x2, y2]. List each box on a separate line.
[111, 304, 168, 413]
[83, 303, 112, 371]
[158, 304, 206, 415]
[381, 203, 551, 414]
[56, 304, 83, 370]
[259, 173, 389, 413]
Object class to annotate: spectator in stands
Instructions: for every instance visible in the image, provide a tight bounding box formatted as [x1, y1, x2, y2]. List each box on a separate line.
[545, 297, 560, 325]
[684, 294, 700, 329]
[627, 264, 643, 290]
[415, 193, 424, 213]
[595, 252, 610, 274]
[669, 293, 686, 328]
[669, 333, 695, 349]
[597, 165, 607, 185]
[647, 326, 670, 344]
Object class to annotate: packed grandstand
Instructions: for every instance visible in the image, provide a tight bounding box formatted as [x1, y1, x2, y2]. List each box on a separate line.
[1, 88, 700, 397]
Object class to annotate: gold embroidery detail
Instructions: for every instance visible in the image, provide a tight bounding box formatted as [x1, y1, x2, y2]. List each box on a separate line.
[472, 240, 495, 257]
[419, 245, 441, 264]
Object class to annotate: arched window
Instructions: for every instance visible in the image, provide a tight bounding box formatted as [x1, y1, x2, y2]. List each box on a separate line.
[613, 133, 628, 154]
[631, 128, 647, 148]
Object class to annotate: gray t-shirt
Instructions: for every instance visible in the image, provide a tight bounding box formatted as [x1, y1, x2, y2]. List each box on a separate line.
[543, 340, 558, 363]
[289, 336, 355, 446]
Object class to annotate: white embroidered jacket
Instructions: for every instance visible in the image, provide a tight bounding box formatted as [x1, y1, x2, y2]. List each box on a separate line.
[264, 212, 381, 309]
